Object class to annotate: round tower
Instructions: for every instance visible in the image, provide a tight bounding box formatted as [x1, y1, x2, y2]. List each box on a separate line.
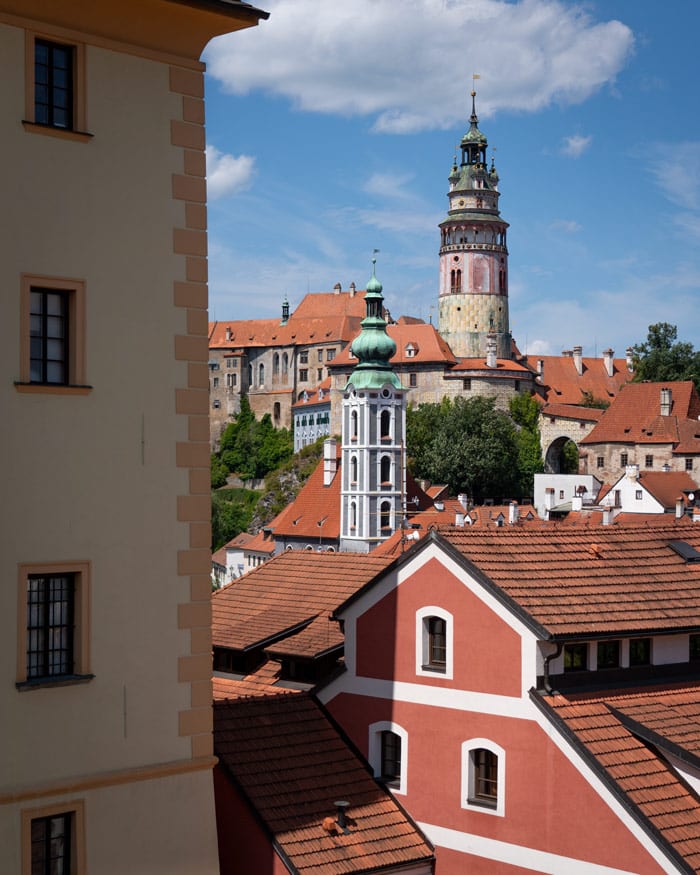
[340, 260, 406, 553]
[438, 90, 511, 359]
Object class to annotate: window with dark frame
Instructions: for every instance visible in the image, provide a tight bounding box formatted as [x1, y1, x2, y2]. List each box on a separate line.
[327, 348, 336, 361]
[409, 373, 417, 387]
[34, 39, 74, 130]
[380, 501, 391, 530]
[31, 811, 72, 874]
[596, 456, 604, 469]
[690, 634, 700, 662]
[470, 748, 498, 807]
[299, 351, 308, 364]
[380, 730, 402, 786]
[299, 369, 308, 382]
[645, 454, 653, 468]
[26, 573, 75, 680]
[463, 378, 471, 391]
[629, 638, 651, 666]
[563, 642, 587, 672]
[426, 616, 446, 670]
[30, 288, 69, 385]
[597, 639, 620, 670]
[620, 452, 628, 467]
[686, 458, 694, 471]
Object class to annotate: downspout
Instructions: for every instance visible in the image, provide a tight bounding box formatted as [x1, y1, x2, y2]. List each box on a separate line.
[542, 642, 563, 695]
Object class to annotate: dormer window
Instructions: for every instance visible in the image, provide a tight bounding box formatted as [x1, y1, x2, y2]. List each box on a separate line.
[405, 343, 417, 358]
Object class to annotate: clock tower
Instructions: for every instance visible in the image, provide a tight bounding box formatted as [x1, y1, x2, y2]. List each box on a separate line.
[438, 91, 511, 359]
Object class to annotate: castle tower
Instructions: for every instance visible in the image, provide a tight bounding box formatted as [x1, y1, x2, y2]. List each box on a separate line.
[438, 90, 511, 359]
[340, 260, 406, 553]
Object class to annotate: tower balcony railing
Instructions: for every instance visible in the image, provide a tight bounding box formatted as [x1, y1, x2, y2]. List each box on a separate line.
[440, 242, 506, 254]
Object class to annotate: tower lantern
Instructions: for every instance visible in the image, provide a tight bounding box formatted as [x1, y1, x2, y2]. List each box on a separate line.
[438, 89, 512, 359]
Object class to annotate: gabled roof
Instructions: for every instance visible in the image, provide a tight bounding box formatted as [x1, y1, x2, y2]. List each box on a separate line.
[434, 521, 700, 637]
[529, 355, 632, 405]
[537, 683, 700, 873]
[213, 661, 296, 700]
[292, 377, 332, 409]
[609, 471, 697, 510]
[214, 694, 434, 874]
[448, 357, 532, 375]
[212, 550, 395, 657]
[581, 381, 700, 446]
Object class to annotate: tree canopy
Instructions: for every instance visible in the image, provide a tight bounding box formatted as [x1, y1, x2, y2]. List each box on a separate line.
[407, 395, 540, 502]
[631, 323, 700, 390]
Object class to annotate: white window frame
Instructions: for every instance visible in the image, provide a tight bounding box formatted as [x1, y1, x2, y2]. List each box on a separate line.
[461, 739, 505, 817]
[415, 606, 453, 679]
[368, 721, 408, 795]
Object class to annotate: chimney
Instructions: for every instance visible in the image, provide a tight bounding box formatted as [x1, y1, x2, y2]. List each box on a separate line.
[349, 282, 356, 296]
[323, 439, 337, 485]
[572, 495, 583, 511]
[660, 387, 672, 417]
[572, 345, 583, 376]
[486, 335, 497, 369]
[508, 501, 519, 525]
[562, 349, 573, 358]
[536, 358, 544, 378]
[676, 497, 685, 520]
[333, 283, 342, 294]
[626, 347, 634, 372]
[602, 506, 613, 526]
[334, 801, 350, 832]
[602, 348, 614, 378]
[626, 464, 639, 481]
[225, 326, 232, 342]
[457, 493, 468, 510]
[455, 511, 465, 527]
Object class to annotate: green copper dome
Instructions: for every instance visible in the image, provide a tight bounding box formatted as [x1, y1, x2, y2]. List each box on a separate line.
[346, 259, 402, 391]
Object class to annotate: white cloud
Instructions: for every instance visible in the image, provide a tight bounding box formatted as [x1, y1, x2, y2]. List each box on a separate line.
[650, 141, 700, 211]
[205, 0, 634, 134]
[561, 134, 592, 157]
[206, 145, 255, 199]
[549, 219, 582, 233]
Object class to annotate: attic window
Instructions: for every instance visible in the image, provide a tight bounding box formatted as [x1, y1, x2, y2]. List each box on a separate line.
[669, 541, 700, 563]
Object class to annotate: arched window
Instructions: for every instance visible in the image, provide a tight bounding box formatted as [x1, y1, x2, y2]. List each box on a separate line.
[350, 455, 358, 485]
[380, 455, 391, 484]
[259, 363, 265, 385]
[368, 722, 408, 795]
[273, 402, 280, 425]
[380, 501, 391, 530]
[455, 268, 462, 294]
[351, 409, 358, 440]
[350, 501, 357, 529]
[380, 409, 391, 440]
[247, 364, 253, 386]
[461, 740, 505, 817]
[273, 353, 280, 377]
[415, 606, 454, 678]
[282, 352, 289, 383]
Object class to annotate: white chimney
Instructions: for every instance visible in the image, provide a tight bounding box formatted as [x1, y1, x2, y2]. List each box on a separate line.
[225, 326, 232, 341]
[508, 501, 519, 525]
[626, 464, 639, 481]
[602, 348, 614, 378]
[349, 282, 356, 297]
[458, 493, 468, 510]
[572, 495, 583, 511]
[572, 345, 583, 376]
[660, 387, 672, 417]
[323, 439, 337, 485]
[455, 511, 465, 527]
[676, 497, 685, 520]
[626, 347, 634, 372]
[333, 283, 342, 294]
[537, 359, 544, 377]
[486, 335, 497, 369]
[602, 506, 613, 526]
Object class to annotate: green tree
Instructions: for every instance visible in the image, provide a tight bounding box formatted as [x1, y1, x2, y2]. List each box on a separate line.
[217, 396, 293, 481]
[560, 439, 579, 474]
[211, 487, 261, 551]
[407, 396, 520, 502]
[211, 453, 229, 489]
[509, 393, 544, 497]
[631, 322, 700, 390]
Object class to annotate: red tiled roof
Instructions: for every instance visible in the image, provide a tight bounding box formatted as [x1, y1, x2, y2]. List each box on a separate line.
[292, 377, 332, 409]
[541, 402, 605, 422]
[214, 694, 434, 874]
[581, 382, 700, 446]
[212, 547, 227, 567]
[213, 661, 298, 700]
[243, 529, 276, 555]
[267, 449, 342, 541]
[527, 355, 632, 405]
[449, 357, 532, 374]
[540, 683, 700, 872]
[212, 550, 394, 656]
[225, 531, 254, 549]
[635, 471, 697, 508]
[435, 519, 700, 636]
[331, 323, 456, 368]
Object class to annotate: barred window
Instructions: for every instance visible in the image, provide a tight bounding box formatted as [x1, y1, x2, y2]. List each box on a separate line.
[27, 573, 75, 679]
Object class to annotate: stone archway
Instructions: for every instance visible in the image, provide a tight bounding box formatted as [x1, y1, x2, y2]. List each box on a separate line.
[543, 435, 578, 474]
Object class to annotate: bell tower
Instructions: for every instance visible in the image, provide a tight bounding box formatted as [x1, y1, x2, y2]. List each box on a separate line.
[340, 259, 406, 553]
[438, 90, 511, 359]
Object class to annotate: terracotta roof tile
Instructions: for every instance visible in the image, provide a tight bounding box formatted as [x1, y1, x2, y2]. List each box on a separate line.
[436, 519, 700, 635]
[214, 694, 433, 874]
[212, 550, 394, 657]
[331, 323, 456, 369]
[581, 382, 700, 446]
[213, 661, 298, 700]
[634, 471, 697, 508]
[541, 402, 605, 422]
[530, 355, 632, 405]
[542, 683, 700, 871]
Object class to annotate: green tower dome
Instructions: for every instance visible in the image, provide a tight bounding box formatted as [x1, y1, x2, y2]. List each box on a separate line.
[346, 259, 402, 391]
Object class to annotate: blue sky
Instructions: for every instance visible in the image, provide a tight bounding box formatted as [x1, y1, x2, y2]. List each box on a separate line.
[202, 0, 700, 358]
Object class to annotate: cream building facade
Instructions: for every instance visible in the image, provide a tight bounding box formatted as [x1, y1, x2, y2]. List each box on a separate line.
[0, 1, 266, 872]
